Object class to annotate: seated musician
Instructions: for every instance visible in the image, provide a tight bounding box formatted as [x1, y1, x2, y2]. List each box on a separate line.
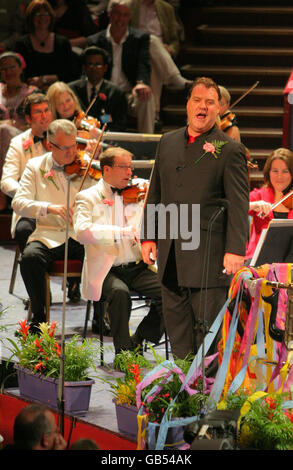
[246, 148, 293, 262]
[46, 81, 101, 140]
[218, 85, 241, 143]
[73, 146, 164, 357]
[12, 119, 96, 332]
[1, 93, 52, 252]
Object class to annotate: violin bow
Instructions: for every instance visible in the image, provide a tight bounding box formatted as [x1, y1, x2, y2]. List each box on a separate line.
[258, 189, 293, 217]
[230, 81, 260, 110]
[84, 94, 98, 118]
[78, 123, 107, 192]
[271, 190, 293, 211]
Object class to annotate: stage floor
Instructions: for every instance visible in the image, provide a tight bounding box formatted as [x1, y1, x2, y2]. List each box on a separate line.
[0, 243, 171, 448]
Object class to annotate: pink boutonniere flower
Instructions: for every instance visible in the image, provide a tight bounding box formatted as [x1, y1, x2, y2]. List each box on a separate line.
[99, 92, 107, 101]
[22, 138, 33, 150]
[195, 139, 228, 165]
[102, 198, 114, 206]
[40, 168, 59, 190]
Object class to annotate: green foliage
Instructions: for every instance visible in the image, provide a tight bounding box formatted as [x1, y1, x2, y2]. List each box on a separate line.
[239, 393, 293, 450]
[7, 320, 98, 382]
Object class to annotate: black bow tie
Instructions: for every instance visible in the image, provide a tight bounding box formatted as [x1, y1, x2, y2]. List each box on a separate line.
[111, 187, 123, 195]
[33, 133, 46, 144]
[52, 162, 64, 172]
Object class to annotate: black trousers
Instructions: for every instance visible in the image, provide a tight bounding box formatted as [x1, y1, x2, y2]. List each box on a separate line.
[20, 238, 84, 323]
[14, 217, 36, 252]
[101, 261, 163, 354]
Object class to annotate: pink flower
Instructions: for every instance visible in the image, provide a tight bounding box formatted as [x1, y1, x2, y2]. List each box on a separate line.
[102, 198, 114, 206]
[44, 170, 54, 179]
[203, 142, 216, 154]
[22, 138, 33, 150]
[99, 93, 107, 101]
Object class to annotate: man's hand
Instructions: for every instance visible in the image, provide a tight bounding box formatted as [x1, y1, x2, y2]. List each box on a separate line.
[121, 226, 139, 244]
[53, 432, 67, 450]
[47, 204, 73, 223]
[141, 241, 157, 265]
[132, 83, 152, 102]
[223, 252, 245, 275]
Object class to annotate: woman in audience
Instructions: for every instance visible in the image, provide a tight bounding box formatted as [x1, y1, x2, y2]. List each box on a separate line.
[13, 0, 79, 92]
[246, 148, 293, 261]
[0, 51, 37, 210]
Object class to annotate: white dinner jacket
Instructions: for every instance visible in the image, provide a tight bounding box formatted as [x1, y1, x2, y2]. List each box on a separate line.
[1, 128, 47, 236]
[74, 178, 144, 301]
[12, 152, 94, 249]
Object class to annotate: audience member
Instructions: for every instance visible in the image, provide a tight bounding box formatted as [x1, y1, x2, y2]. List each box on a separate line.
[13, 0, 79, 92]
[69, 46, 128, 131]
[74, 146, 164, 355]
[1, 93, 52, 250]
[0, 0, 25, 52]
[70, 438, 100, 450]
[246, 148, 293, 262]
[130, 0, 190, 127]
[130, 0, 180, 58]
[12, 119, 95, 332]
[71, 0, 156, 133]
[0, 51, 38, 210]
[48, 0, 98, 51]
[10, 404, 67, 450]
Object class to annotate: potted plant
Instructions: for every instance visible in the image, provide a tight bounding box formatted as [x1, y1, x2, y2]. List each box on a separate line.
[237, 392, 293, 450]
[6, 320, 98, 415]
[107, 350, 153, 439]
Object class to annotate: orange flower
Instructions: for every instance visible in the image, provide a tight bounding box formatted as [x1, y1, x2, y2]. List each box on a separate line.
[18, 319, 30, 339]
[265, 396, 277, 410]
[48, 321, 57, 337]
[128, 363, 142, 384]
[34, 361, 45, 371]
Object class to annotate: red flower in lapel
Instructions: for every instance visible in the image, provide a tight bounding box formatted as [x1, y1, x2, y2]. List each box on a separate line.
[99, 92, 107, 101]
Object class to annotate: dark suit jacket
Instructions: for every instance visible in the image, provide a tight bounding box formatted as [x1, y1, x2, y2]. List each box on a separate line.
[68, 78, 128, 132]
[142, 125, 249, 288]
[86, 27, 151, 87]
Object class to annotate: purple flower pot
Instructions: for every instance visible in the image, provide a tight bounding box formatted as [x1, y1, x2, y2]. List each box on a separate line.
[113, 399, 139, 439]
[15, 365, 94, 415]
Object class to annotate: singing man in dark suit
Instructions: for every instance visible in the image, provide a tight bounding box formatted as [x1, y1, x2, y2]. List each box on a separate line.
[68, 46, 128, 132]
[141, 76, 249, 360]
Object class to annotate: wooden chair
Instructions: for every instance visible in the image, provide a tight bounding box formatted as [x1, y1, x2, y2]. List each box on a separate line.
[27, 259, 83, 322]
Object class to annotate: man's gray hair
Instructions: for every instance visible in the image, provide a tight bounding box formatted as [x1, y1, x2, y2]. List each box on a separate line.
[107, 0, 132, 13]
[47, 119, 77, 141]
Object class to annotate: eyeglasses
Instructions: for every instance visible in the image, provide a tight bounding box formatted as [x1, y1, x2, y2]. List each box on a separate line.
[49, 141, 76, 152]
[86, 63, 104, 69]
[112, 164, 134, 171]
[35, 12, 50, 16]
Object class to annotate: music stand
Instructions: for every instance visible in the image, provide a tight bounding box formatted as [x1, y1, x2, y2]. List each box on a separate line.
[250, 219, 293, 266]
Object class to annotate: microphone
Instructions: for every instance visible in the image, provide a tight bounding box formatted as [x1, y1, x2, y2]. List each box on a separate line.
[203, 198, 230, 211]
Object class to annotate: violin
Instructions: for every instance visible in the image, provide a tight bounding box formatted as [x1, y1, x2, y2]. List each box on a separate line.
[74, 111, 100, 134]
[220, 111, 237, 132]
[64, 150, 102, 181]
[121, 180, 148, 205]
[272, 189, 293, 211]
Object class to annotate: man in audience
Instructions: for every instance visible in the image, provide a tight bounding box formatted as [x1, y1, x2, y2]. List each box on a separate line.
[10, 404, 66, 450]
[130, 0, 191, 129]
[70, 0, 156, 133]
[1, 93, 52, 252]
[68, 46, 128, 132]
[12, 120, 94, 331]
[74, 146, 164, 356]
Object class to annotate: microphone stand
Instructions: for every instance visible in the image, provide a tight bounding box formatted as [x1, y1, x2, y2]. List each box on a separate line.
[57, 173, 76, 437]
[198, 204, 226, 401]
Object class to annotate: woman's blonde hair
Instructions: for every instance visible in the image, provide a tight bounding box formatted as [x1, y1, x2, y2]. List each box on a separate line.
[46, 81, 82, 119]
